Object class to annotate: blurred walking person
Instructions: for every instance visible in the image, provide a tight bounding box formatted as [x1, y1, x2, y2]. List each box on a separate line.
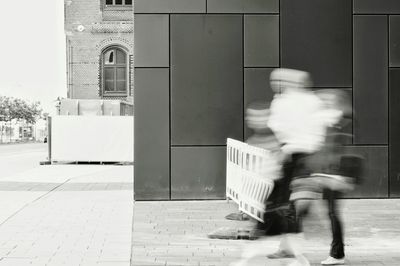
[313, 89, 363, 265]
[266, 68, 339, 266]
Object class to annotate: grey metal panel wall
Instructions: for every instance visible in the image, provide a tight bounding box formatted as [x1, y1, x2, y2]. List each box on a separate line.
[171, 147, 226, 199]
[134, 68, 170, 200]
[244, 68, 275, 106]
[244, 15, 279, 67]
[134, 2, 394, 200]
[207, 0, 279, 13]
[389, 69, 400, 197]
[135, 0, 206, 13]
[390, 16, 400, 67]
[353, 16, 388, 144]
[354, 0, 400, 14]
[244, 68, 275, 139]
[280, 0, 352, 87]
[343, 146, 388, 198]
[134, 15, 169, 67]
[170, 15, 243, 145]
[341, 88, 353, 142]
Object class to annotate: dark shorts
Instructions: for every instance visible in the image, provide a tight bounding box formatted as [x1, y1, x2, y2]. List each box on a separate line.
[259, 153, 310, 235]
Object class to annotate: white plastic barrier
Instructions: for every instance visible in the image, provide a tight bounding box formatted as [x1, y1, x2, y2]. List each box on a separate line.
[226, 138, 278, 222]
[50, 116, 133, 162]
[226, 139, 248, 204]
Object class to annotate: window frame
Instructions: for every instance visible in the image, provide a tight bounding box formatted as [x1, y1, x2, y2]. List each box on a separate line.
[101, 46, 129, 97]
[103, 0, 132, 10]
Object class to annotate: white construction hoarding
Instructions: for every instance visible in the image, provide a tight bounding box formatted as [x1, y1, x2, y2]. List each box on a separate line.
[50, 116, 133, 162]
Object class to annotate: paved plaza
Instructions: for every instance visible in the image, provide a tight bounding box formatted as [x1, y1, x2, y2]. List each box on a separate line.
[0, 143, 400, 266]
[133, 199, 400, 266]
[0, 143, 133, 266]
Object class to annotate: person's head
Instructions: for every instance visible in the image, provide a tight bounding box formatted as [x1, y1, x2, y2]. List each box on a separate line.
[270, 68, 312, 93]
[245, 101, 271, 133]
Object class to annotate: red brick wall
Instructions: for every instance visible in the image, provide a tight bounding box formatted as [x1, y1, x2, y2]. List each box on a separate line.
[65, 0, 133, 101]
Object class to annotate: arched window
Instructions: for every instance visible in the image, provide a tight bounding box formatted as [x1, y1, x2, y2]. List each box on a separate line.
[102, 47, 128, 96]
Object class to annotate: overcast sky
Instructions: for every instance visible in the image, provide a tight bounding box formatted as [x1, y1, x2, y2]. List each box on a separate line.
[0, 1, 66, 114]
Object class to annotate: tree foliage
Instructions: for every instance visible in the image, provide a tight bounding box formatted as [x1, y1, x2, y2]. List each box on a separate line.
[0, 96, 42, 124]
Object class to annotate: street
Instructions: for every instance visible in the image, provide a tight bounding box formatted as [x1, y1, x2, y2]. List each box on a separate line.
[0, 143, 47, 178]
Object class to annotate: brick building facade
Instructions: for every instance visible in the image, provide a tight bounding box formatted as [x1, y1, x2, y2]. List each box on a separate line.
[64, 0, 133, 102]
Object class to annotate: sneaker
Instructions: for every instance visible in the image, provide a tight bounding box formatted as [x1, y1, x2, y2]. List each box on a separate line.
[267, 250, 295, 259]
[321, 256, 345, 265]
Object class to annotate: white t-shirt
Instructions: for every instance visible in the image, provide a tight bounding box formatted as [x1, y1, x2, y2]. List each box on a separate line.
[267, 89, 342, 154]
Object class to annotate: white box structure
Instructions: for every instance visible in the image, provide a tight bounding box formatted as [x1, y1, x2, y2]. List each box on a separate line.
[50, 116, 133, 163]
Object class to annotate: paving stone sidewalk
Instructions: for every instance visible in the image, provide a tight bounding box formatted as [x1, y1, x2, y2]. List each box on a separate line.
[0, 165, 133, 266]
[132, 199, 400, 266]
[1, 162, 399, 266]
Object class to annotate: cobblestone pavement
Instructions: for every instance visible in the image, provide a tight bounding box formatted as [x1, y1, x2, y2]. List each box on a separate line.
[0, 165, 133, 266]
[132, 199, 400, 266]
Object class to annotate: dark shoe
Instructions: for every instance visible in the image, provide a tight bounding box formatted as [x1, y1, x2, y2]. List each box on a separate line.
[267, 250, 295, 259]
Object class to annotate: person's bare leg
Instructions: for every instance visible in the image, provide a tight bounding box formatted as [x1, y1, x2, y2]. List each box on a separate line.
[286, 233, 310, 266]
[267, 235, 295, 259]
[285, 199, 313, 266]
